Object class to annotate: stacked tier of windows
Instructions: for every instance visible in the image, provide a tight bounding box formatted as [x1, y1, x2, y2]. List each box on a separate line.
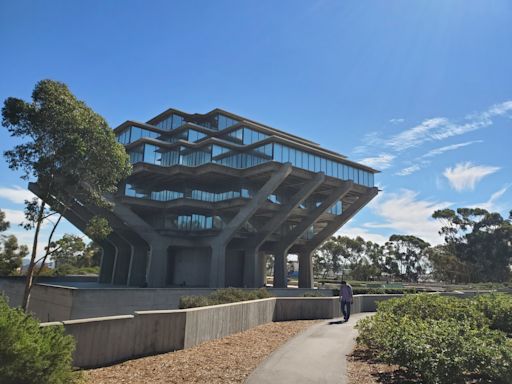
[125, 184, 251, 203]
[126, 141, 373, 187]
[154, 113, 238, 131]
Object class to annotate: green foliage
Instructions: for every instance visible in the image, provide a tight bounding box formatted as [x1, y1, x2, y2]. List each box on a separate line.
[432, 207, 512, 283]
[356, 294, 512, 384]
[54, 264, 100, 276]
[0, 295, 81, 384]
[84, 216, 112, 241]
[303, 291, 324, 297]
[474, 294, 512, 335]
[51, 234, 101, 270]
[384, 235, 431, 282]
[0, 235, 28, 275]
[0, 208, 9, 233]
[179, 288, 272, 309]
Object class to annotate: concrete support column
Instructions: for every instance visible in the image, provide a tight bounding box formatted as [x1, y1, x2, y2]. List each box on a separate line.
[273, 250, 288, 288]
[146, 243, 169, 288]
[298, 251, 314, 288]
[110, 234, 133, 286]
[99, 241, 116, 284]
[243, 248, 266, 288]
[210, 244, 226, 288]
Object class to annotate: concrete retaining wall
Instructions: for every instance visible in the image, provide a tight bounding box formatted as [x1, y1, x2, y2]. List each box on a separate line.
[40, 294, 409, 368]
[1, 277, 336, 321]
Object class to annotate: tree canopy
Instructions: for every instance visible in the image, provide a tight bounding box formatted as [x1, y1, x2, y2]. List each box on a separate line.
[2, 79, 132, 310]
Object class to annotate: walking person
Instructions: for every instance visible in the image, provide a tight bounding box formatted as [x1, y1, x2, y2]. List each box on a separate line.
[339, 280, 353, 322]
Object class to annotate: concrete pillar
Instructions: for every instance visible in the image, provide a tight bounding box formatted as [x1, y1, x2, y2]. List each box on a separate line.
[243, 248, 266, 288]
[99, 242, 116, 284]
[128, 243, 149, 287]
[146, 242, 169, 288]
[111, 235, 132, 286]
[298, 251, 314, 288]
[210, 244, 226, 288]
[273, 250, 288, 288]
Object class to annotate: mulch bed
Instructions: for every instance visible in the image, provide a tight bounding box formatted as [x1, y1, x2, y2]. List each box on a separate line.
[347, 345, 421, 384]
[84, 320, 318, 384]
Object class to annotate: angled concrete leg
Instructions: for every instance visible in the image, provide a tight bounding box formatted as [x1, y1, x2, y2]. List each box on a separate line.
[147, 243, 168, 287]
[210, 244, 226, 288]
[99, 241, 116, 284]
[273, 250, 288, 288]
[298, 251, 314, 288]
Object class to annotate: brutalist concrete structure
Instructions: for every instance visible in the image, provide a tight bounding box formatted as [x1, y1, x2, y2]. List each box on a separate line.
[31, 108, 378, 289]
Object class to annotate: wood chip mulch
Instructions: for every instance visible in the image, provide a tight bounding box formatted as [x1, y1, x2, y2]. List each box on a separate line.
[84, 320, 319, 384]
[347, 345, 420, 384]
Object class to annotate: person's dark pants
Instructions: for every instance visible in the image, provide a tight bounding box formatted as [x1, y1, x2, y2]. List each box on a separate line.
[341, 299, 351, 321]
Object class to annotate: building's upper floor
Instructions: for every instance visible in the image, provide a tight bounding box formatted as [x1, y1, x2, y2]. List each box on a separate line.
[114, 108, 378, 188]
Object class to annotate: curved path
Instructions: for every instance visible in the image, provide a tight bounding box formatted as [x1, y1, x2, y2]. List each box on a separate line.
[245, 312, 372, 384]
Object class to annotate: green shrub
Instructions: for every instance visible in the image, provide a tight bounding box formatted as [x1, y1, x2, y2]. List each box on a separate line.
[303, 291, 324, 297]
[179, 288, 272, 309]
[356, 294, 512, 384]
[0, 295, 80, 384]
[474, 293, 512, 335]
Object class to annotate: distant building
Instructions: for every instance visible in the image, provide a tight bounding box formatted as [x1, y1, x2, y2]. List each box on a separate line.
[31, 108, 378, 288]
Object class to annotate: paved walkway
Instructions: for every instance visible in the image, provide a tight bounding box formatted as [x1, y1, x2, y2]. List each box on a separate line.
[245, 312, 372, 384]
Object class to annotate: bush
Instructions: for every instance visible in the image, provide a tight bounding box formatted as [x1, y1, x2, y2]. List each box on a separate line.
[356, 294, 512, 384]
[179, 288, 272, 309]
[0, 295, 80, 384]
[474, 293, 512, 335]
[303, 291, 324, 297]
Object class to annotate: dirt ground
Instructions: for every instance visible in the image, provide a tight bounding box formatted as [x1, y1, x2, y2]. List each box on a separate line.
[84, 320, 318, 384]
[347, 346, 420, 384]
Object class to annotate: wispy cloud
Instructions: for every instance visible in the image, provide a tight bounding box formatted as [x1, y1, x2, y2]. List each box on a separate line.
[389, 118, 405, 124]
[351, 100, 512, 173]
[395, 164, 422, 176]
[420, 140, 483, 158]
[358, 153, 395, 170]
[395, 140, 483, 176]
[0, 186, 35, 204]
[385, 101, 512, 153]
[386, 117, 450, 152]
[472, 184, 511, 212]
[443, 162, 500, 192]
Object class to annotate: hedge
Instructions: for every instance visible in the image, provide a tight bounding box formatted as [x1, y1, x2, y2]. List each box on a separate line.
[356, 294, 512, 384]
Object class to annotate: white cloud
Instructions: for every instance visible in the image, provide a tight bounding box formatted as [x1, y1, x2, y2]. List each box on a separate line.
[2, 208, 27, 226]
[358, 153, 395, 170]
[385, 117, 450, 151]
[353, 100, 512, 158]
[0, 185, 36, 204]
[443, 162, 500, 192]
[335, 225, 388, 244]
[395, 140, 484, 177]
[395, 164, 421, 176]
[364, 189, 449, 245]
[473, 184, 511, 212]
[421, 140, 483, 158]
[389, 118, 405, 124]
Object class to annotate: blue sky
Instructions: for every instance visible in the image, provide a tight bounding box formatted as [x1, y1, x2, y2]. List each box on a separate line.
[0, 0, 511, 253]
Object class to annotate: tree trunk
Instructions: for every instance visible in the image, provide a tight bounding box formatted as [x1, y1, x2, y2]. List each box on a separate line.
[21, 201, 45, 312]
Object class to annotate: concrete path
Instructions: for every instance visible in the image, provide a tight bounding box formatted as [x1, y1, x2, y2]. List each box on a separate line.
[245, 312, 372, 384]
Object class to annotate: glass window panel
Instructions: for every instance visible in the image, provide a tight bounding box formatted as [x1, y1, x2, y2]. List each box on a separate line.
[283, 146, 290, 162]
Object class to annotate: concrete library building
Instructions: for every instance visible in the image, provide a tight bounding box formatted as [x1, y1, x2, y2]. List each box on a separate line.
[35, 108, 378, 289]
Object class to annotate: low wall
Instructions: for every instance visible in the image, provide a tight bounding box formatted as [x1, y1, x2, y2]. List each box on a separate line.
[0, 277, 337, 321]
[40, 295, 407, 368]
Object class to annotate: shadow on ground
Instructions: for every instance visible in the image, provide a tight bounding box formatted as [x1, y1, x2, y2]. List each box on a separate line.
[348, 347, 420, 384]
